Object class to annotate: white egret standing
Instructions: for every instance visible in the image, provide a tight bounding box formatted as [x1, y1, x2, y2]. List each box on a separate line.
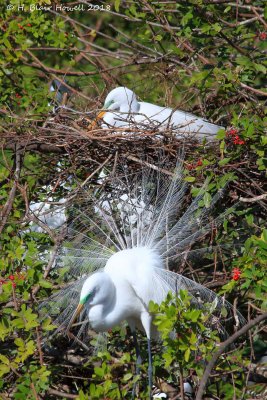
[93, 87, 223, 139]
[40, 158, 244, 398]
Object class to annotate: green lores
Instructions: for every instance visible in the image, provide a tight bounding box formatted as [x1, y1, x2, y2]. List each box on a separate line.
[80, 292, 91, 305]
[104, 99, 114, 109]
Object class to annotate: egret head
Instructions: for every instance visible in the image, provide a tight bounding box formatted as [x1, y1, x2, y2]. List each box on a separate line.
[66, 272, 114, 332]
[89, 87, 139, 129]
[79, 272, 111, 306]
[103, 87, 139, 112]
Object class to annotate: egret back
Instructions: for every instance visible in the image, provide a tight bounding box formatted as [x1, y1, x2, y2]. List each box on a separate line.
[138, 102, 221, 135]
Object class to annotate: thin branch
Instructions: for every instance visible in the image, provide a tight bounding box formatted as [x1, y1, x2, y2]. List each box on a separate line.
[240, 83, 267, 97]
[47, 389, 78, 399]
[0, 145, 22, 235]
[30, 382, 40, 400]
[32, 234, 65, 296]
[251, 6, 267, 29]
[195, 312, 267, 400]
[126, 154, 175, 177]
[239, 193, 267, 203]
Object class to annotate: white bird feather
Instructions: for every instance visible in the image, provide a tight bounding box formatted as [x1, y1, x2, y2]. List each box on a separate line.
[100, 87, 223, 139]
[39, 157, 244, 342]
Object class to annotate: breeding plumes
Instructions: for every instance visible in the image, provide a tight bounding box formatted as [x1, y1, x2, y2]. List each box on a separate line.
[94, 87, 223, 139]
[40, 157, 245, 397]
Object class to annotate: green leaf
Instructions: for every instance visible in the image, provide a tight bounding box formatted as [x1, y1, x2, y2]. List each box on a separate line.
[114, 0, 121, 12]
[154, 35, 163, 41]
[184, 176, 196, 182]
[94, 366, 104, 377]
[203, 192, 211, 208]
[39, 279, 52, 288]
[184, 348, 190, 362]
[254, 64, 266, 74]
[218, 157, 230, 166]
[123, 372, 133, 381]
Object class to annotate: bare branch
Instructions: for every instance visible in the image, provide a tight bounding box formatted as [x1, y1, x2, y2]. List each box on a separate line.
[0, 145, 22, 235]
[196, 312, 267, 400]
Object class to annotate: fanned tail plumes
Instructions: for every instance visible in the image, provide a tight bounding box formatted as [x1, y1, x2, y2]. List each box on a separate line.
[39, 157, 245, 339]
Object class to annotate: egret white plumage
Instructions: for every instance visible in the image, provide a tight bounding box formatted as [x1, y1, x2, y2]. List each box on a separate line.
[40, 157, 244, 398]
[94, 87, 223, 139]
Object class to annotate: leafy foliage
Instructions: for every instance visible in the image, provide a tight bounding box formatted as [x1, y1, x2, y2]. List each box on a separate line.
[0, 1, 266, 399]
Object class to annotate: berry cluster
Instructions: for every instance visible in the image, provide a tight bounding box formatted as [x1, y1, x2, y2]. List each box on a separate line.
[18, 23, 32, 29]
[186, 159, 203, 170]
[226, 128, 245, 145]
[0, 273, 26, 288]
[14, 92, 23, 106]
[232, 267, 241, 281]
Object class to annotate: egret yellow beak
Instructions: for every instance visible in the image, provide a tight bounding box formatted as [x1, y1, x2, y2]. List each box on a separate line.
[88, 110, 107, 130]
[66, 303, 84, 333]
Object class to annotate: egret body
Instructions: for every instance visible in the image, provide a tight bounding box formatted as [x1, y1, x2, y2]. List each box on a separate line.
[75, 248, 162, 336]
[98, 87, 223, 139]
[42, 159, 245, 398]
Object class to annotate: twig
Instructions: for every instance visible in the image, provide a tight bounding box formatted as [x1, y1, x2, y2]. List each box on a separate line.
[11, 284, 18, 311]
[30, 382, 40, 400]
[126, 154, 175, 176]
[240, 83, 267, 97]
[239, 193, 267, 203]
[251, 6, 267, 29]
[0, 145, 22, 235]
[195, 312, 267, 400]
[32, 231, 66, 296]
[66, 332, 90, 352]
[47, 389, 78, 399]
[36, 326, 44, 366]
[179, 363, 185, 400]
[80, 154, 113, 189]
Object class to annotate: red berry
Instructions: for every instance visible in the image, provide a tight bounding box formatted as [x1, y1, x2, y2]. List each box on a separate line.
[27, 23, 32, 27]
[9, 275, 15, 281]
[227, 128, 238, 136]
[259, 32, 267, 40]
[232, 267, 241, 281]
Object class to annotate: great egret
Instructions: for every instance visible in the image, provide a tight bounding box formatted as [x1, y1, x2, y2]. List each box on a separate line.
[94, 87, 223, 139]
[40, 158, 244, 398]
